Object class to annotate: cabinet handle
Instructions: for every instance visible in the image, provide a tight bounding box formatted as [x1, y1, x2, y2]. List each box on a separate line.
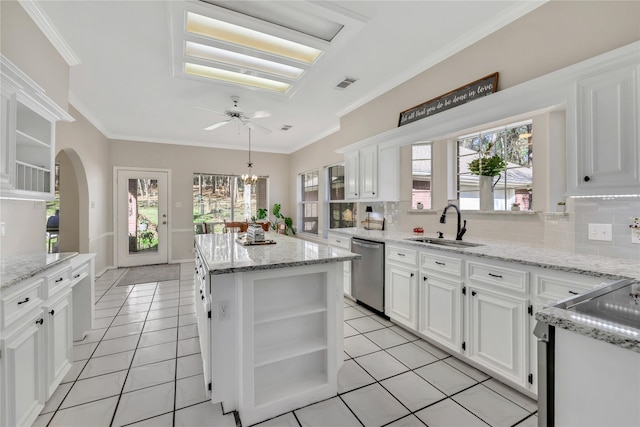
[435, 261, 445, 266]
[336, 240, 341, 243]
[73, 274, 81, 279]
[55, 277, 64, 283]
[568, 290, 579, 295]
[17, 297, 30, 305]
[201, 295, 204, 300]
[583, 176, 591, 182]
[35, 318, 44, 325]
[49, 309, 55, 316]
[355, 193, 358, 196]
[397, 253, 405, 257]
[372, 192, 375, 195]
[423, 276, 428, 281]
[472, 290, 477, 296]
[410, 273, 414, 277]
[488, 273, 503, 279]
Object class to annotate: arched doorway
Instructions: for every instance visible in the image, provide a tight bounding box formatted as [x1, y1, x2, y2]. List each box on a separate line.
[55, 148, 90, 254]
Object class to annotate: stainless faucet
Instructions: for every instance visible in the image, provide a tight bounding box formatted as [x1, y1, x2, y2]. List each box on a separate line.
[439, 204, 467, 240]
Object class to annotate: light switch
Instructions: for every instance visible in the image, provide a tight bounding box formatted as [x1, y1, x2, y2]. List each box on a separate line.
[588, 223, 612, 241]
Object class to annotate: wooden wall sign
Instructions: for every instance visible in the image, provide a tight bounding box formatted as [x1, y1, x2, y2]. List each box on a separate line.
[398, 72, 499, 127]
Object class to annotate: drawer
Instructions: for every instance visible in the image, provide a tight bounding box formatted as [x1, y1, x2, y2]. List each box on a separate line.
[536, 273, 603, 302]
[327, 233, 351, 250]
[71, 262, 90, 286]
[467, 261, 528, 293]
[44, 265, 71, 299]
[420, 252, 463, 277]
[1, 278, 44, 330]
[387, 245, 417, 266]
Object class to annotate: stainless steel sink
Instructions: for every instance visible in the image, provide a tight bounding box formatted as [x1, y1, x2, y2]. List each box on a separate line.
[404, 237, 483, 248]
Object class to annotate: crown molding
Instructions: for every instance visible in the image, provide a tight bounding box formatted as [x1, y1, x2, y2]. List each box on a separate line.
[19, 0, 81, 66]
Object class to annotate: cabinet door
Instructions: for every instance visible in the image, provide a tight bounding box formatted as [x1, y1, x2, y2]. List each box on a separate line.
[359, 145, 378, 199]
[1, 315, 45, 427]
[343, 261, 352, 297]
[419, 274, 462, 353]
[44, 291, 72, 400]
[466, 287, 527, 386]
[344, 151, 359, 199]
[1, 92, 15, 187]
[568, 64, 640, 195]
[387, 264, 418, 330]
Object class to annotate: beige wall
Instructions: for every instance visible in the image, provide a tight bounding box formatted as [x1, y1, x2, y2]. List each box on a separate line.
[109, 139, 291, 262]
[0, 1, 70, 257]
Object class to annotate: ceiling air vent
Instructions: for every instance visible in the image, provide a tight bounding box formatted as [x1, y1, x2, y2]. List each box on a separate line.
[334, 77, 358, 90]
[281, 125, 293, 131]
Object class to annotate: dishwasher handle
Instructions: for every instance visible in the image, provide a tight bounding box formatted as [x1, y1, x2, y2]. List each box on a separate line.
[352, 240, 382, 250]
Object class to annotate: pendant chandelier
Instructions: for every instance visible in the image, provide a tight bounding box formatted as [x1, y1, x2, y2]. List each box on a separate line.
[242, 128, 258, 186]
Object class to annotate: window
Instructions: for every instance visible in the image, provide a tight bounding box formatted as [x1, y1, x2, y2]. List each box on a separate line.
[457, 121, 533, 211]
[326, 164, 357, 231]
[193, 173, 268, 233]
[300, 170, 319, 234]
[412, 143, 432, 209]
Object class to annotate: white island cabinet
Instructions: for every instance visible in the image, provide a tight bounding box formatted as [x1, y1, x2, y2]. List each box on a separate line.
[194, 232, 359, 426]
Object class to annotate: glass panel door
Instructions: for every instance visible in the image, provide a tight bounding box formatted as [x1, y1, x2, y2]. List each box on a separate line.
[117, 169, 168, 266]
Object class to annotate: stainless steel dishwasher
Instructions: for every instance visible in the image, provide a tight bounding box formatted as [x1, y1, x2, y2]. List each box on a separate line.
[351, 238, 385, 313]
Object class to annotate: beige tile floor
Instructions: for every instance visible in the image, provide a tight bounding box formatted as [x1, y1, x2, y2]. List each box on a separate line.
[33, 263, 538, 427]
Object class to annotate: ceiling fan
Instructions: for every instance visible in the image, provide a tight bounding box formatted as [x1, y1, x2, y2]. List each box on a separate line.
[199, 96, 271, 133]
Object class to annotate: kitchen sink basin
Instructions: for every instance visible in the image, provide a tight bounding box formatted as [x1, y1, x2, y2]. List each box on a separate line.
[404, 237, 483, 248]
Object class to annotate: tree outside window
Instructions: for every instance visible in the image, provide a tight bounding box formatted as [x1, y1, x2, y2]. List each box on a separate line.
[458, 121, 533, 211]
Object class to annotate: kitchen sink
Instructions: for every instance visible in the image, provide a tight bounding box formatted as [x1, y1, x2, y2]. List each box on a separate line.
[404, 237, 484, 248]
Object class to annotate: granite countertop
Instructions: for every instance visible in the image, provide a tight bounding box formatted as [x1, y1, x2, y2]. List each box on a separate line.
[195, 232, 360, 275]
[331, 227, 640, 351]
[330, 228, 640, 281]
[1, 252, 78, 291]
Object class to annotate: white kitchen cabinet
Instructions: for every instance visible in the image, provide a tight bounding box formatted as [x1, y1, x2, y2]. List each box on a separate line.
[1, 309, 45, 427]
[567, 62, 640, 195]
[327, 232, 352, 297]
[466, 286, 528, 387]
[0, 55, 73, 199]
[42, 290, 72, 400]
[386, 245, 418, 330]
[343, 144, 399, 201]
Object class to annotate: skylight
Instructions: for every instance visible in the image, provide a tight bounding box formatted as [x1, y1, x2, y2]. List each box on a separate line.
[185, 63, 291, 93]
[186, 12, 322, 64]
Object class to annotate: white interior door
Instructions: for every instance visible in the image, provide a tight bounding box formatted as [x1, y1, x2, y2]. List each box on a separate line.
[116, 169, 169, 267]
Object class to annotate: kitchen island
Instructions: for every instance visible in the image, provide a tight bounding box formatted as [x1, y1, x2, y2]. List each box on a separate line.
[193, 232, 359, 426]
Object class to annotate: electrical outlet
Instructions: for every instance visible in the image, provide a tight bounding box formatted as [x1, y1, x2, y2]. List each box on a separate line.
[218, 300, 229, 320]
[588, 223, 613, 241]
[632, 229, 640, 245]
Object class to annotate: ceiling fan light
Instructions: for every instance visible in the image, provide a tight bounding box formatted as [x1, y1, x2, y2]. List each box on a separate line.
[185, 62, 290, 93]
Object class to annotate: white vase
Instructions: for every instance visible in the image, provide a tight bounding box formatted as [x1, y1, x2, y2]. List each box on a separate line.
[479, 175, 494, 211]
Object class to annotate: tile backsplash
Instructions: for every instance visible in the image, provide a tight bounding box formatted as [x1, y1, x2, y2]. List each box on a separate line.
[356, 197, 640, 260]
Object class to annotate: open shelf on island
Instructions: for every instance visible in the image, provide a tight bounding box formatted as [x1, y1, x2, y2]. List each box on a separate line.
[253, 272, 326, 323]
[254, 337, 327, 368]
[254, 303, 326, 325]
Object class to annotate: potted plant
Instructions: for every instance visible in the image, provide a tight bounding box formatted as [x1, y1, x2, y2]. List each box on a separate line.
[270, 203, 296, 236]
[557, 201, 566, 213]
[468, 148, 506, 211]
[511, 202, 521, 211]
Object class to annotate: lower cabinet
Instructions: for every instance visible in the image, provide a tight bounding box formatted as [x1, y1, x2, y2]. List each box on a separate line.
[387, 264, 418, 330]
[465, 286, 528, 387]
[1, 310, 46, 427]
[43, 290, 73, 400]
[419, 274, 462, 353]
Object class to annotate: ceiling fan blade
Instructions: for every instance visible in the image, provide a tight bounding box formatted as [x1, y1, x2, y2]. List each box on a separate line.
[195, 106, 226, 116]
[252, 110, 271, 119]
[204, 120, 230, 131]
[245, 121, 271, 134]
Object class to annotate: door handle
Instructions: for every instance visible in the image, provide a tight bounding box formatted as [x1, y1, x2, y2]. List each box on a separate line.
[162, 221, 167, 225]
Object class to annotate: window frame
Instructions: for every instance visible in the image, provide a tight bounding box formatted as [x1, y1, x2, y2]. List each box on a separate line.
[299, 169, 319, 235]
[411, 142, 433, 210]
[324, 163, 357, 237]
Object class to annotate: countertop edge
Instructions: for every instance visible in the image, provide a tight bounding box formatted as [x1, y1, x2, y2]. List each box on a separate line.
[1, 252, 78, 291]
[209, 255, 360, 275]
[535, 308, 640, 353]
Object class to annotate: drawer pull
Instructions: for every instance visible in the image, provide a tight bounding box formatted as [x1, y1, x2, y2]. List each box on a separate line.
[35, 318, 44, 325]
[397, 253, 405, 257]
[74, 274, 81, 279]
[201, 295, 204, 300]
[423, 276, 428, 281]
[472, 290, 477, 296]
[336, 240, 341, 243]
[410, 273, 414, 277]
[488, 273, 503, 279]
[17, 297, 30, 305]
[435, 261, 446, 266]
[568, 290, 579, 295]
[55, 277, 64, 283]
[49, 309, 55, 316]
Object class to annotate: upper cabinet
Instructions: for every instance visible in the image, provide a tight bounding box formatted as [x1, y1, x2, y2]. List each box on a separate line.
[344, 144, 399, 201]
[0, 55, 73, 200]
[567, 62, 640, 196]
